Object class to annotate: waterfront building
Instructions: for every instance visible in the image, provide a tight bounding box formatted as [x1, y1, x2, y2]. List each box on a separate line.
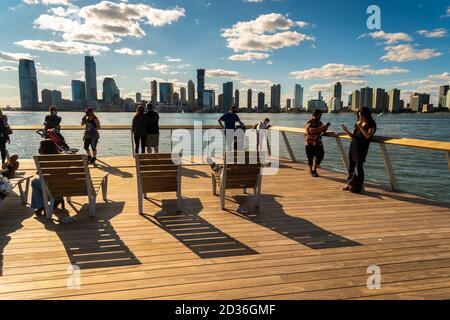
[270, 84, 281, 112]
[84, 56, 97, 101]
[258, 92, 265, 112]
[307, 99, 327, 112]
[41, 89, 52, 108]
[359, 87, 373, 109]
[187, 80, 195, 109]
[223, 82, 233, 112]
[351, 90, 360, 111]
[286, 98, 292, 110]
[234, 89, 240, 108]
[151, 80, 157, 106]
[71, 80, 86, 102]
[52, 90, 62, 107]
[197, 69, 205, 109]
[410, 93, 430, 113]
[102, 78, 120, 104]
[180, 87, 187, 105]
[136, 92, 142, 103]
[203, 90, 215, 111]
[439, 85, 449, 108]
[173, 92, 180, 106]
[334, 82, 342, 101]
[247, 89, 252, 109]
[388, 89, 401, 113]
[159, 82, 174, 105]
[329, 97, 341, 113]
[294, 84, 303, 110]
[372, 88, 386, 113]
[19, 59, 39, 110]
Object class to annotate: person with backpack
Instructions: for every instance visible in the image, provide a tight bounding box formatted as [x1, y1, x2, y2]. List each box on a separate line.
[341, 107, 377, 193]
[0, 108, 12, 167]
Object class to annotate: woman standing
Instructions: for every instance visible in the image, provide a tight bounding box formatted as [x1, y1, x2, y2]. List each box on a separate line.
[132, 105, 147, 154]
[341, 107, 377, 193]
[81, 108, 101, 164]
[0, 109, 11, 167]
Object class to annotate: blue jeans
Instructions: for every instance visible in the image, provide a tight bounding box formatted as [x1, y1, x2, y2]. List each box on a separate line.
[31, 177, 44, 209]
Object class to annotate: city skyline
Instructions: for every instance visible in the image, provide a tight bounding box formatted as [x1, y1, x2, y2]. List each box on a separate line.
[0, 0, 449, 108]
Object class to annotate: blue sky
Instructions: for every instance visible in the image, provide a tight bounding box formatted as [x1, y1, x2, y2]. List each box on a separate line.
[0, 0, 449, 107]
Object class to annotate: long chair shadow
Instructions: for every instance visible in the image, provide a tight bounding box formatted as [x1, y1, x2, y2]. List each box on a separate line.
[0, 194, 34, 277]
[229, 194, 361, 250]
[37, 201, 141, 269]
[141, 198, 258, 259]
[94, 159, 133, 178]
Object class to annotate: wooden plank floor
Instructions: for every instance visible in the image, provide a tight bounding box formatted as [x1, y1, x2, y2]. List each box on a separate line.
[1, 156, 450, 300]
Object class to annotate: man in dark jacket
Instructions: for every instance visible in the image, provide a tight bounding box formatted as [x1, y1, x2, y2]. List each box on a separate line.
[145, 103, 160, 154]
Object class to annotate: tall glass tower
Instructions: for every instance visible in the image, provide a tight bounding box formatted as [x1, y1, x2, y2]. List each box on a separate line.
[85, 56, 97, 101]
[223, 82, 233, 112]
[197, 69, 205, 109]
[71, 80, 86, 102]
[294, 84, 303, 110]
[19, 59, 39, 110]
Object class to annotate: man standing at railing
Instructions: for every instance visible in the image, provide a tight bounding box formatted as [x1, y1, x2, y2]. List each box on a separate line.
[145, 103, 160, 154]
[305, 109, 330, 177]
[218, 105, 246, 153]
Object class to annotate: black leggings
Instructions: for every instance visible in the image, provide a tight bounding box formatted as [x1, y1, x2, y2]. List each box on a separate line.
[0, 137, 7, 163]
[348, 160, 365, 183]
[305, 144, 324, 167]
[134, 134, 146, 154]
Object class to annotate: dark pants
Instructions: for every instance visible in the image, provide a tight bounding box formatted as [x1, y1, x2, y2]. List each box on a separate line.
[134, 134, 146, 154]
[0, 137, 7, 163]
[305, 144, 324, 167]
[348, 160, 365, 183]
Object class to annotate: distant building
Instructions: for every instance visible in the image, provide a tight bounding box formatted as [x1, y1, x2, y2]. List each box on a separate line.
[84, 56, 97, 101]
[329, 97, 341, 113]
[41, 89, 53, 108]
[318, 91, 322, 101]
[447, 90, 450, 109]
[173, 92, 180, 106]
[151, 80, 157, 105]
[223, 82, 233, 112]
[270, 84, 281, 112]
[286, 98, 292, 110]
[334, 82, 342, 101]
[180, 87, 187, 104]
[247, 89, 252, 109]
[388, 89, 401, 113]
[187, 80, 195, 109]
[19, 59, 39, 110]
[351, 90, 360, 111]
[102, 78, 120, 104]
[136, 92, 142, 103]
[197, 69, 205, 109]
[203, 90, 215, 111]
[159, 82, 174, 105]
[234, 89, 240, 108]
[307, 99, 327, 112]
[71, 80, 86, 102]
[258, 92, 265, 112]
[410, 93, 430, 113]
[52, 90, 62, 107]
[439, 85, 449, 108]
[218, 94, 224, 112]
[294, 84, 303, 110]
[372, 88, 386, 113]
[359, 87, 373, 109]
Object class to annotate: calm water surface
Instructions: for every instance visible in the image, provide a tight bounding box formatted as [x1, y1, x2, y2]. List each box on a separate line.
[4, 111, 450, 204]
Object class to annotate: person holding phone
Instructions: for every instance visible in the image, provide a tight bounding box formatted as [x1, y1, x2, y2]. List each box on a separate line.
[305, 109, 330, 177]
[81, 108, 101, 164]
[341, 107, 377, 192]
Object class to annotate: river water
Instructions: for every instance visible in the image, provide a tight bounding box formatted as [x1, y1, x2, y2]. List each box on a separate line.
[4, 111, 450, 204]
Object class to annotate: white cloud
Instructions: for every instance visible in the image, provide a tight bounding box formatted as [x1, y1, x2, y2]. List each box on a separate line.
[0, 51, 34, 62]
[416, 28, 447, 38]
[381, 44, 442, 62]
[221, 13, 314, 52]
[206, 69, 241, 79]
[290, 63, 409, 80]
[164, 56, 183, 62]
[359, 30, 413, 44]
[309, 79, 367, 92]
[38, 67, 68, 76]
[0, 84, 17, 89]
[441, 6, 450, 18]
[15, 40, 110, 55]
[23, 0, 71, 5]
[228, 52, 270, 61]
[240, 79, 272, 86]
[137, 62, 170, 73]
[0, 66, 18, 72]
[115, 48, 144, 56]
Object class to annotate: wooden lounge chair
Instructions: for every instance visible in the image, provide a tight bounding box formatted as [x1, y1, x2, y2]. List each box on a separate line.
[135, 153, 182, 214]
[211, 151, 264, 210]
[10, 175, 33, 205]
[34, 154, 109, 219]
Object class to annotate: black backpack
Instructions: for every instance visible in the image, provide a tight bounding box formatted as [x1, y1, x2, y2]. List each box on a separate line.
[348, 173, 363, 193]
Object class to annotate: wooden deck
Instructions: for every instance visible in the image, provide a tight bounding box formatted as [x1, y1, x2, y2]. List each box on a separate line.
[1, 156, 450, 300]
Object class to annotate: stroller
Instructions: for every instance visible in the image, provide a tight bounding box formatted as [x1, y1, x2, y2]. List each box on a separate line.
[36, 128, 79, 154]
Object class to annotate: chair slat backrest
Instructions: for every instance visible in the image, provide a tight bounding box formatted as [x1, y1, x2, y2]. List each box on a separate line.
[34, 154, 91, 198]
[135, 153, 181, 193]
[222, 151, 264, 189]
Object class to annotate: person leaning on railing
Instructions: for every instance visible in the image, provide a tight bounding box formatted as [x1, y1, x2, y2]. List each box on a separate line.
[341, 107, 377, 193]
[305, 110, 330, 177]
[145, 103, 160, 154]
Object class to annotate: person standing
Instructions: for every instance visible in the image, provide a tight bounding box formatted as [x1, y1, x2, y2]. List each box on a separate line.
[253, 118, 271, 151]
[305, 110, 330, 177]
[341, 107, 377, 193]
[81, 108, 101, 164]
[218, 106, 245, 152]
[145, 103, 160, 154]
[44, 106, 62, 131]
[132, 105, 147, 154]
[0, 109, 11, 167]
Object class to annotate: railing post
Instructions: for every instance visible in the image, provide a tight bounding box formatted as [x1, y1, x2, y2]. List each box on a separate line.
[335, 137, 349, 172]
[446, 151, 450, 171]
[379, 143, 399, 192]
[281, 131, 297, 163]
[130, 131, 135, 157]
[170, 129, 173, 153]
[266, 133, 271, 156]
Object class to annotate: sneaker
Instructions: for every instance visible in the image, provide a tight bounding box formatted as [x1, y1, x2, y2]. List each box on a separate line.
[90, 157, 97, 164]
[87, 155, 92, 163]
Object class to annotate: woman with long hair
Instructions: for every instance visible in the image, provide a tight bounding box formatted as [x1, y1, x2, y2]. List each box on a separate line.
[132, 105, 147, 154]
[81, 108, 101, 164]
[0, 108, 11, 166]
[341, 107, 377, 193]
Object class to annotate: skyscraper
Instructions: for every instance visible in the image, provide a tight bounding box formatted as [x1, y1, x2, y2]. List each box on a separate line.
[159, 82, 174, 104]
[223, 82, 233, 112]
[71, 80, 86, 102]
[446, 90, 450, 109]
[286, 98, 292, 110]
[41, 89, 53, 108]
[52, 90, 62, 107]
[439, 85, 449, 108]
[203, 90, 215, 111]
[197, 69, 205, 109]
[372, 88, 386, 113]
[258, 92, 265, 112]
[359, 87, 373, 109]
[351, 90, 360, 111]
[234, 89, 240, 108]
[19, 59, 39, 110]
[294, 84, 303, 110]
[84, 56, 97, 101]
[270, 84, 281, 112]
[218, 94, 224, 111]
[410, 93, 430, 113]
[247, 89, 252, 109]
[187, 80, 195, 108]
[173, 92, 180, 106]
[102, 78, 120, 104]
[151, 80, 157, 105]
[136, 92, 142, 103]
[388, 89, 401, 113]
[180, 87, 187, 104]
[333, 82, 342, 100]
